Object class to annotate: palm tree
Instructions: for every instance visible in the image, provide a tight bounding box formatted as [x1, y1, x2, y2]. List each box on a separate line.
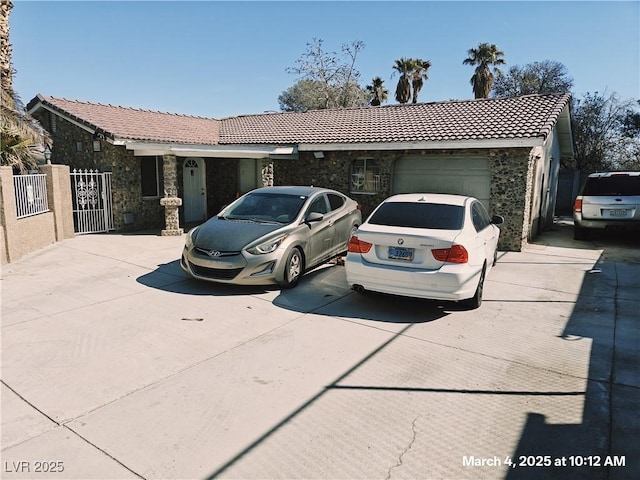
[463, 43, 506, 99]
[392, 57, 415, 104]
[1, 0, 47, 171]
[366, 77, 388, 106]
[411, 59, 432, 103]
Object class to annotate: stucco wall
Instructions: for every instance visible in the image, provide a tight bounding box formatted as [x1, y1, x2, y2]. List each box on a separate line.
[0, 165, 74, 264]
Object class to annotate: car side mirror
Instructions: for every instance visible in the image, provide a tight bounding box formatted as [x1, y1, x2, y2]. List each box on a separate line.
[491, 215, 504, 226]
[305, 212, 324, 224]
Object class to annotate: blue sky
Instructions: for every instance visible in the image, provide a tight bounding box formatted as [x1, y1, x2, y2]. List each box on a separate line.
[11, 1, 640, 119]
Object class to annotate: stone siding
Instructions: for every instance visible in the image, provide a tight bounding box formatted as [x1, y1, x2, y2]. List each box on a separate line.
[274, 148, 533, 251]
[39, 112, 164, 231]
[37, 111, 539, 250]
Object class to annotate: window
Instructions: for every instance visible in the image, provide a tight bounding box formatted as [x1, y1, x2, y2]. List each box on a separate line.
[307, 194, 329, 215]
[582, 175, 640, 196]
[368, 202, 464, 230]
[141, 156, 161, 198]
[351, 159, 380, 194]
[471, 202, 491, 232]
[327, 193, 345, 211]
[76, 142, 83, 152]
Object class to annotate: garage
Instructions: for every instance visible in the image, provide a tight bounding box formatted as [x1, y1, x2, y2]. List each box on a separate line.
[393, 155, 491, 209]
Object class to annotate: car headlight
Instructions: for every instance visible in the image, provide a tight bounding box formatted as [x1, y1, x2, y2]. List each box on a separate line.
[185, 227, 198, 249]
[247, 234, 288, 255]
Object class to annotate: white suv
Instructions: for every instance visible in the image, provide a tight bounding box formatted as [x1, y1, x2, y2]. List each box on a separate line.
[573, 171, 640, 239]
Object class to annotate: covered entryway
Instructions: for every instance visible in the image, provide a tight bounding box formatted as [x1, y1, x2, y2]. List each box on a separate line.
[238, 158, 261, 195]
[183, 158, 206, 222]
[393, 156, 491, 209]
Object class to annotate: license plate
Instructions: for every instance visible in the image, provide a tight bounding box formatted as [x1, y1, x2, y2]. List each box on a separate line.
[388, 246, 414, 261]
[607, 209, 627, 217]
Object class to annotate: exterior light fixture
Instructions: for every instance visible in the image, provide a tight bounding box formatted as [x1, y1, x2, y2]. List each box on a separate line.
[313, 151, 324, 159]
[44, 146, 52, 164]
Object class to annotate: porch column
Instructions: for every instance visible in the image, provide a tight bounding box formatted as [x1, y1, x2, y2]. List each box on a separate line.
[160, 154, 183, 236]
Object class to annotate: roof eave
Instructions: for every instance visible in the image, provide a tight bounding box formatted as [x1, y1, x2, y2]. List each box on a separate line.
[298, 138, 545, 152]
[122, 141, 297, 158]
[28, 100, 100, 137]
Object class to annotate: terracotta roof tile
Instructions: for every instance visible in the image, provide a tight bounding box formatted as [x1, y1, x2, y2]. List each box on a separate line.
[219, 93, 571, 145]
[31, 93, 571, 147]
[33, 95, 221, 145]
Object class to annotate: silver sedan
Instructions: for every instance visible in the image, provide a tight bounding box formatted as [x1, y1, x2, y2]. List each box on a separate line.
[181, 186, 362, 288]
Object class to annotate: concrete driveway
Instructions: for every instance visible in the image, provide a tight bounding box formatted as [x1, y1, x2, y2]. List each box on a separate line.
[1, 220, 638, 480]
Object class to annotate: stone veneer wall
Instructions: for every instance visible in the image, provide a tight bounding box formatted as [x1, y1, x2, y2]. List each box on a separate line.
[274, 148, 534, 252]
[39, 111, 538, 249]
[488, 148, 533, 252]
[41, 113, 164, 232]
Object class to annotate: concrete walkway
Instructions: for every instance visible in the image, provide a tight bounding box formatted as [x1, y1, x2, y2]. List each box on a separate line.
[1, 221, 638, 479]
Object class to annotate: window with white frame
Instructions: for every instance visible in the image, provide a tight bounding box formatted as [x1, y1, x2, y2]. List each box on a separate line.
[350, 158, 380, 194]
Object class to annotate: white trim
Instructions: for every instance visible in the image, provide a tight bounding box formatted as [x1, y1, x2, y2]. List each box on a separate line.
[124, 142, 297, 158]
[298, 138, 545, 151]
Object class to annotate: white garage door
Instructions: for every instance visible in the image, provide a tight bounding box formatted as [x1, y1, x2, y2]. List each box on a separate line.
[393, 156, 491, 210]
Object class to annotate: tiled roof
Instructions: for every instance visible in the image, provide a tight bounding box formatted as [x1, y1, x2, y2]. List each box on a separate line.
[220, 93, 571, 145]
[29, 95, 221, 145]
[29, 93, 571, 146]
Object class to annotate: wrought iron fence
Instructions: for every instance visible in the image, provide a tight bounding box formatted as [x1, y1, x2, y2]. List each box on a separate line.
[70, 169, 114, 234]
[14, 173, 49, 219]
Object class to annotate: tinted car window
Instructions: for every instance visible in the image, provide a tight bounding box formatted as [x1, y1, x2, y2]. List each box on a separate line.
[328, 193, 345, 211]
[226, 193, 306, 222]
[307, 195, 329, 215]
[471, 202, 491, 232]
[368, 202, 464, 230]
[582, 176, 640, 196]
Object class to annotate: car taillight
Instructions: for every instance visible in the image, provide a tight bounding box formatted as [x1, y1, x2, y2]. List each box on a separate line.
[573, 198, 583, 213]
[356, 203, 363, 211]
[431, 244, 469, 264]
[348, 235, 372, 254]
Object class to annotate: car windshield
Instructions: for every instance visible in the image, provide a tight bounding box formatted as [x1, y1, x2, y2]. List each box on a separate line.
[583, 175, 640, 196]
[223, 193, 307, 223]
[368, 202, 464, 230]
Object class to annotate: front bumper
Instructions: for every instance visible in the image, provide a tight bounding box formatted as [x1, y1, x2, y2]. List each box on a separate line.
[181, 247, 280, 285]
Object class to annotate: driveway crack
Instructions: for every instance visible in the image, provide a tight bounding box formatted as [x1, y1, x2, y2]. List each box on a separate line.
[386, 415, 419, 479]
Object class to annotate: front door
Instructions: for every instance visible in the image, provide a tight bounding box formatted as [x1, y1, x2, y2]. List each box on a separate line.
[183, 158, 206, 222]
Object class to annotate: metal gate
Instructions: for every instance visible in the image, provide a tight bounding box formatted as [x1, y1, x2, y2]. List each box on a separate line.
[70, 169, 114, 234]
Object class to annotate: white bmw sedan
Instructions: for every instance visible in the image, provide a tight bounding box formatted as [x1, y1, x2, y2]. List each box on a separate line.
[345, 193, 504, 308]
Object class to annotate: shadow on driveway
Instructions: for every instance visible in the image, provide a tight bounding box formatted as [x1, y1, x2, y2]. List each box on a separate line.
[505, 222, 639, 479]
[136, 257, 455, 324]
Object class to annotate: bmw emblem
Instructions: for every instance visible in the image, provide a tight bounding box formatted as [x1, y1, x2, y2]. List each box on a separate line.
[397, 238, 404, 245]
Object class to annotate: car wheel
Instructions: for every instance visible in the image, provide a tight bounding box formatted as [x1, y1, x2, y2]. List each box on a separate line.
[279, 247, 303, 289]
[463, 264, 485, 309]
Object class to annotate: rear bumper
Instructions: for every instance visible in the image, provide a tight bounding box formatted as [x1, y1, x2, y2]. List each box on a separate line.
[574, 216, 640, 231]
[345, 254, 481, 301]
